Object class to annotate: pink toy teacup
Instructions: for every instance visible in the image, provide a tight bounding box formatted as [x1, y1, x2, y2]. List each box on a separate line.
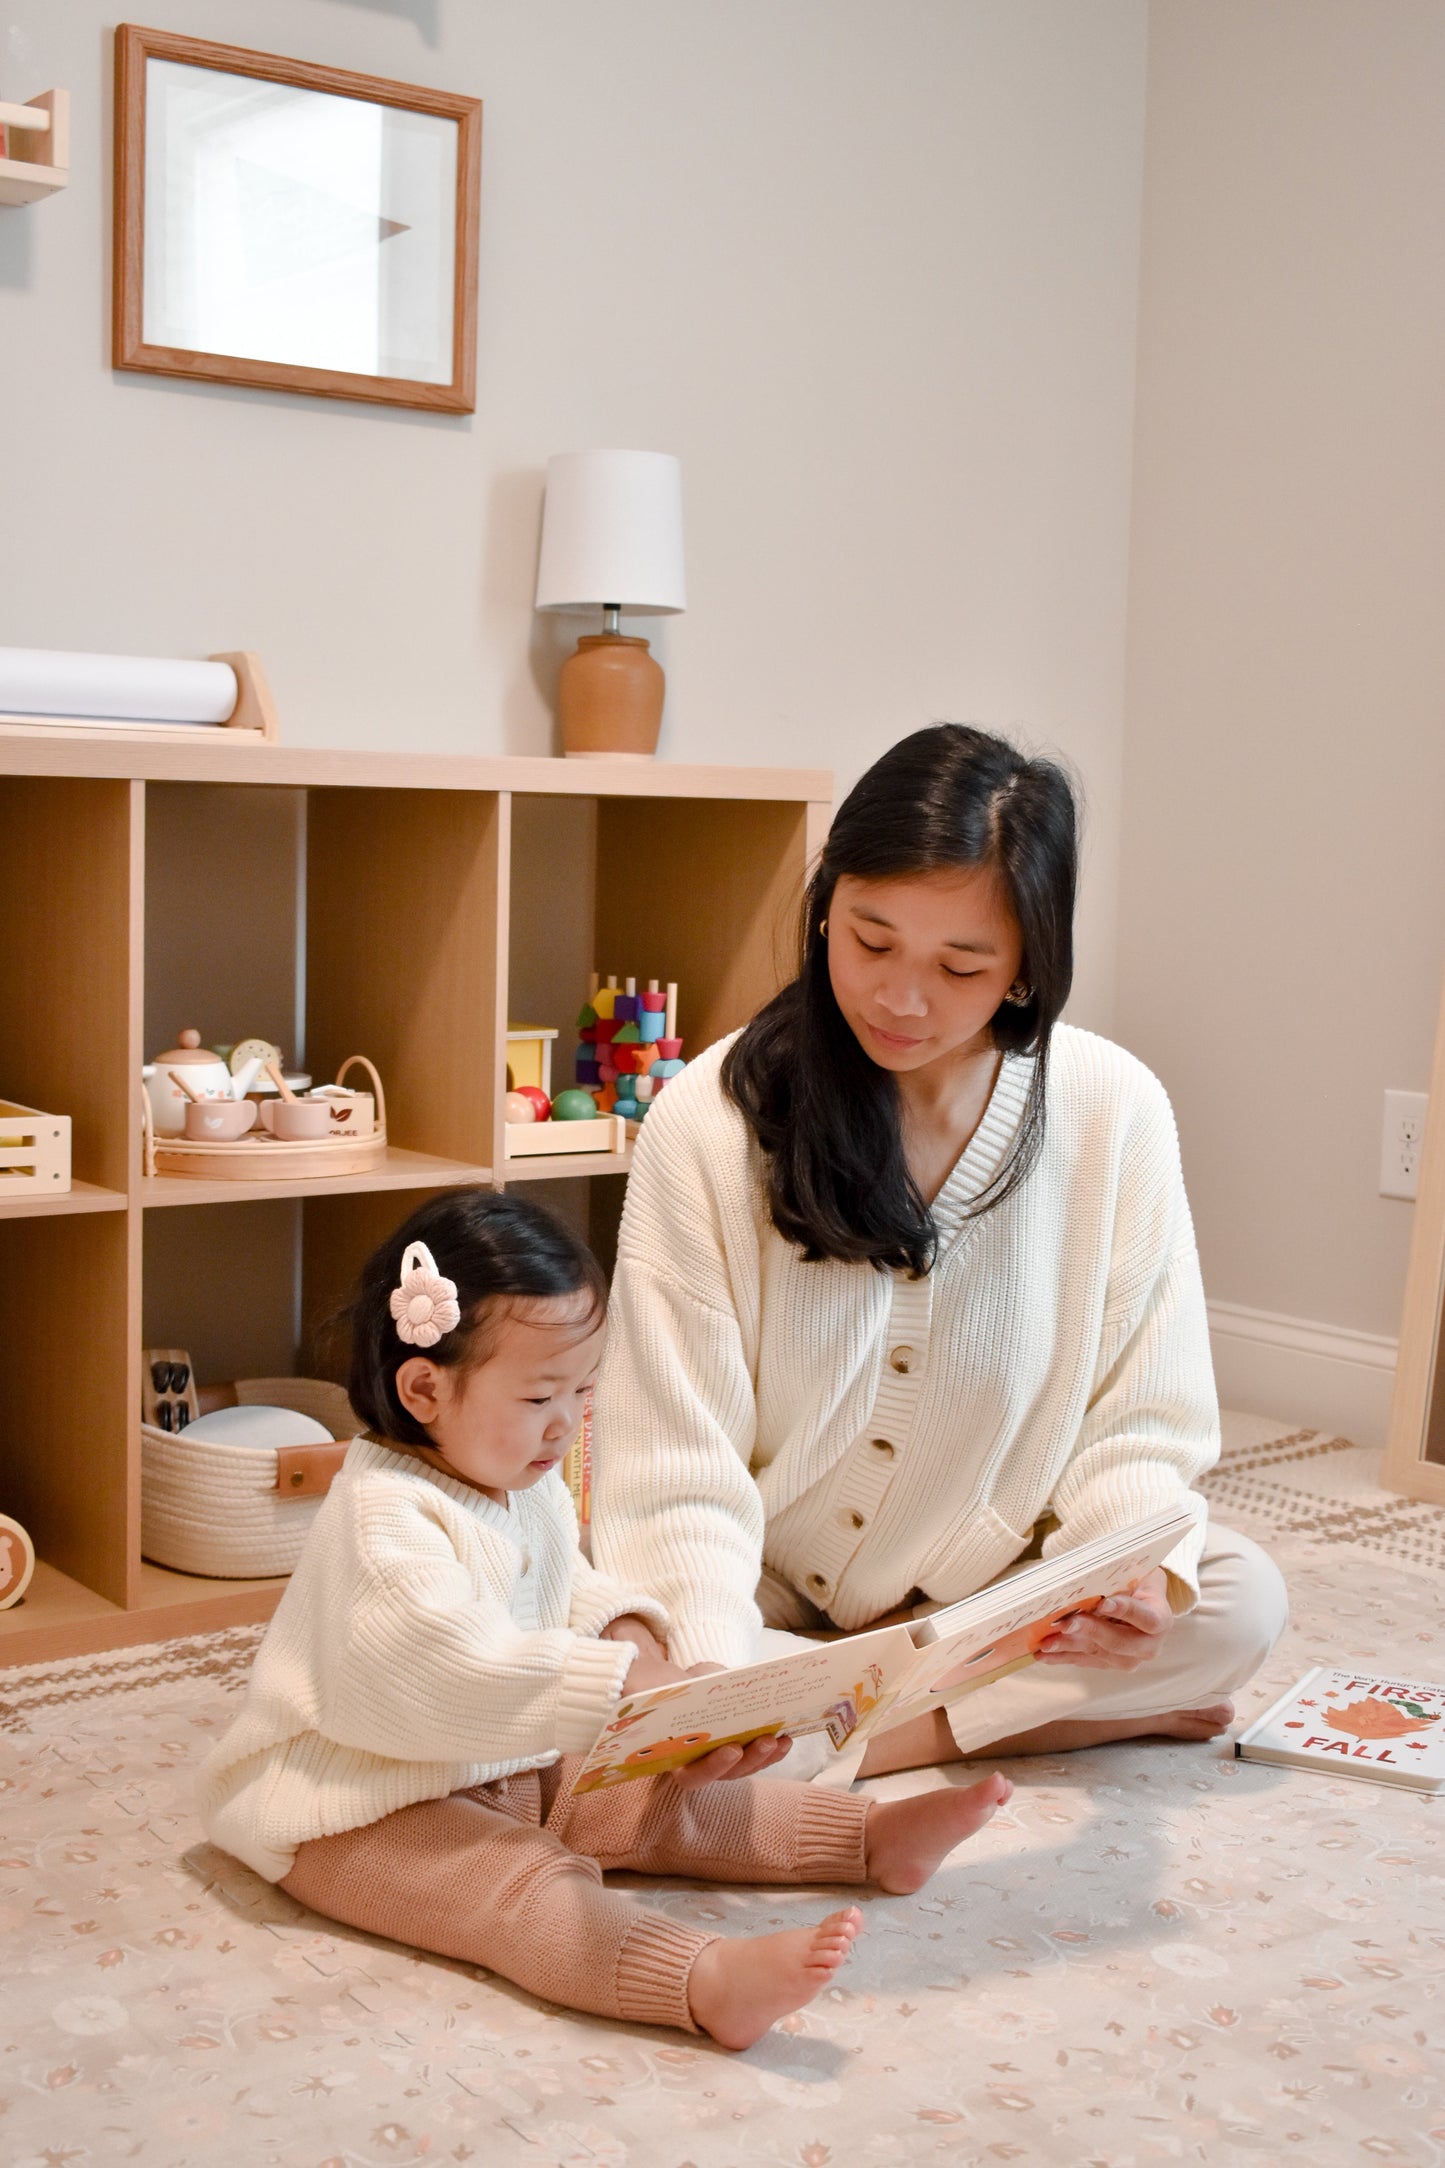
[259, 1097, 332, 1141]
[184, 1099, 259, 1142]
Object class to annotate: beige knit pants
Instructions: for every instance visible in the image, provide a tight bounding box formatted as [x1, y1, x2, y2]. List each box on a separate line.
[279, 1756, 871, 2032]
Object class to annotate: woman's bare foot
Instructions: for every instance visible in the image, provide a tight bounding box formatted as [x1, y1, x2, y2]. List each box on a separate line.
[864, 1770, 1012, 1893]
[686, 1906, 863, 2050]
[982, 1701, 1235, 1757]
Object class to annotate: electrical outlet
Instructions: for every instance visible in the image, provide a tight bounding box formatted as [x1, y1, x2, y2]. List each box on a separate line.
[1380, 1089, 1429, 1200]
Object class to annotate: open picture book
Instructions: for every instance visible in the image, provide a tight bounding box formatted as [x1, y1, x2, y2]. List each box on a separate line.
[571, 1503, 1197, 1792]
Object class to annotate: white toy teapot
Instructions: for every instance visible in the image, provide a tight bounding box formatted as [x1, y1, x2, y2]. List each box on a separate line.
[142, 1028, 262, 1138]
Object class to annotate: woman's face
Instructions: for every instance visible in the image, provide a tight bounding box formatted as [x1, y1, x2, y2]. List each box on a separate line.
[827, 865, 1025, 1075]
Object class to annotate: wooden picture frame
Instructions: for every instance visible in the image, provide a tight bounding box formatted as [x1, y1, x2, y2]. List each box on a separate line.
[1382, 961, 1445, 1503]
[113, 23, 481, 413]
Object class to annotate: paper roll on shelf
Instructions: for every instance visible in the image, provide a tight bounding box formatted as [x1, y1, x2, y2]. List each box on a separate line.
[0, 646, 278, 741]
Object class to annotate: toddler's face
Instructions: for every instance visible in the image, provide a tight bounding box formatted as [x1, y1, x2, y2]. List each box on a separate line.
[396, 1294, 603, 1503]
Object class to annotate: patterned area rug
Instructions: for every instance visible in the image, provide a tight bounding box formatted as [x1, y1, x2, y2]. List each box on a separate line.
[3, 1416, 1445, 2168]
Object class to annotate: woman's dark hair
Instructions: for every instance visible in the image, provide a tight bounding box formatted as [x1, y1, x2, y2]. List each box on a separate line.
[345, 1188, 607, 1447]
[722, 723, 1077, 1275]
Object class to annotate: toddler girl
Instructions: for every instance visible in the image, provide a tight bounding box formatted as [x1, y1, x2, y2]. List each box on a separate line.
[198, 1189, 1009, 2048]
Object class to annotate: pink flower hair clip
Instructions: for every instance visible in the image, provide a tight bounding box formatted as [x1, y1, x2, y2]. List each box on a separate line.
[389, 1241, 461, 1348]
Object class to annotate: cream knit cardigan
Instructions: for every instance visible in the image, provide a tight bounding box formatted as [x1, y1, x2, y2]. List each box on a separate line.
[590, 1024, 1219, 1673]
[197, 1437, 667, 1882]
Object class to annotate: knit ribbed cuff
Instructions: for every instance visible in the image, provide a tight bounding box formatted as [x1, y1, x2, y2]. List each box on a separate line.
[792, 1786, 871, 1883]
[553, 1633, 638, 1754]
[663, 1601, 763, 1674]
[569, 1578, 671, 1641]
[614, 1912, 719, 2033]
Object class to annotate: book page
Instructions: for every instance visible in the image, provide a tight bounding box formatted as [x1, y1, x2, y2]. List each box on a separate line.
[569, 1625, 917, 1793]
[862, 1522, 1194, 1740]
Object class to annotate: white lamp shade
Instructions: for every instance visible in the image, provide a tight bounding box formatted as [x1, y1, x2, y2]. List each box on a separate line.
[534, 450, 686, 615]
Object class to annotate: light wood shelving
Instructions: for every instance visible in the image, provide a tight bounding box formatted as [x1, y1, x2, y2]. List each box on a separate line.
[0, 90, 69, 207]
[0, 738, 830, 1664]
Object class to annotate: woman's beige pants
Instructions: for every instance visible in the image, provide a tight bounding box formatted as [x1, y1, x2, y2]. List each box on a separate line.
[757, 1517, 1289, 1775]
[279, 1754, 870, 2033]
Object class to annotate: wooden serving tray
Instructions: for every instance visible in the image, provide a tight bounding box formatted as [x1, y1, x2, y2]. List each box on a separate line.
[143, 1055, 388, 1182]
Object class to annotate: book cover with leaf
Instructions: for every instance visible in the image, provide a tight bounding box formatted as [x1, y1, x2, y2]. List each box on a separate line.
[1234, 1666, 1445, 1793]
[571, 1505, 1195, 1792]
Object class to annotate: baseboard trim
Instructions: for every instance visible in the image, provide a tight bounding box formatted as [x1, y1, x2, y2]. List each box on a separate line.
[1207, 1300, 1397, 1451]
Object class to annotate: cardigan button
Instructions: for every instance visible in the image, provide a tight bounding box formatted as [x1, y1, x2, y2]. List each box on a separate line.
[806, 1572, 830, 1596]
[870, 1438, 895, 1460]
[519, 1550, 531, 1574]
[840, 1508, 865, 1531]
[889, 1344, 915, 1375]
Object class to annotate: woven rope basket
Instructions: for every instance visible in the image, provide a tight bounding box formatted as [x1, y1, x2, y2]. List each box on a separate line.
[141, 1377, 360, 1578]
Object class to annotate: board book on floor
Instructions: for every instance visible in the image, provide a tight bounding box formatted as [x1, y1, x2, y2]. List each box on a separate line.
[1234, 1666, 1445, 1793]
[572, 1503, 1196, 1791]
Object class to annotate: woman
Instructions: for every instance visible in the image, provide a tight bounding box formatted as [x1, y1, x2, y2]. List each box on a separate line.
[591, 725, 1286, 1784]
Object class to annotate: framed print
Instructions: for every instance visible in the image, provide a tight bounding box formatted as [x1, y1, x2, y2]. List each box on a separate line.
[113, 24, 481, 413]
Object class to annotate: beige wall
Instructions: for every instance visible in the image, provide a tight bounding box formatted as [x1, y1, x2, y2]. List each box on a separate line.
[1118, 2, 1445, 1425]
[0, 0, 1148, 1033]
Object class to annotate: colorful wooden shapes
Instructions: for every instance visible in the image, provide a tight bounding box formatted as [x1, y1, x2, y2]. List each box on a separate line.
[614, 994, 640, 1024]
[593, 1017, 620, 1044]
[638, 1009, 665, 1042]
[614, 1095, 641, 1119]
[656, 1037, 683, 1060]
[592, 988, 618, 1021]
[505, 1090, 539, 1122]
[640, 990, 666, 1013]
[634, 1073, 656, 1101]
[576, 1003, 598, 1029]
[575, 1057, 601, 1085]
[612, 1020, 641, 1044]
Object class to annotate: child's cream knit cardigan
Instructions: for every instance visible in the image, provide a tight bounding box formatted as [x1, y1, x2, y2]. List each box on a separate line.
[591, 1024, 1219, 1672]
[197, 1438, 666, 1882]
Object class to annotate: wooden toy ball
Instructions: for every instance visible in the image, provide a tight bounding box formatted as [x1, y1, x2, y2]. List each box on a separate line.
[551, 1087, 601, 1122]
[513, 1085, 551, 1121]
[504, 1090, 539, 1123]
[0, 1512, 35, 1609]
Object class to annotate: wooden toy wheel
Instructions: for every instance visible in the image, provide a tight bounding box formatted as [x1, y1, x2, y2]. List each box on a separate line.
[0, 1512, 36, 1609]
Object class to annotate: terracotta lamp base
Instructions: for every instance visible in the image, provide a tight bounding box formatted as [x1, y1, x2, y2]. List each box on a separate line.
[558, 633, 664, 758]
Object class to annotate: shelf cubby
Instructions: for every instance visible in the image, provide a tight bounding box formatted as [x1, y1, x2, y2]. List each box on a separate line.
[0, 743, 830, 1663]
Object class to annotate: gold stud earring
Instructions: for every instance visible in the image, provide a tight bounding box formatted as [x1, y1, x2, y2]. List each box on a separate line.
[819, 919, 829, 937]
[1005, 981, 1032, 1005]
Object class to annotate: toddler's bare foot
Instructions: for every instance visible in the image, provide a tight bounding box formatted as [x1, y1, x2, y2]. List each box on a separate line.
[982, 1701, 1235, 1756]
[686, 1906, 863, 2050]
[865, 1770, 1012, 1894]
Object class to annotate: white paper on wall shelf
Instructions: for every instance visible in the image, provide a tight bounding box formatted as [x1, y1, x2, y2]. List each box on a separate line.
[0, 646, 238, 724]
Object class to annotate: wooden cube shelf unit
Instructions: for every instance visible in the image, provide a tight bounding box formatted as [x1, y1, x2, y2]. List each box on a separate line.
[0, 737, 830, 1665]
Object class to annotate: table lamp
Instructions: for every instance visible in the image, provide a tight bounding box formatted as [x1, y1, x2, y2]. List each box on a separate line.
[534, 449, 686, 757]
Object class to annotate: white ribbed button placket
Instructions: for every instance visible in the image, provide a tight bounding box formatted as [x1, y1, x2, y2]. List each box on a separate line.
[791, 1269, 935, 1614]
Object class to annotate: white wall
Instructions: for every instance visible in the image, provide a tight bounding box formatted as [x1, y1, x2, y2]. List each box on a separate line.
[0, 0, 1147, 1033]
[1118, 1, 1445, 1438]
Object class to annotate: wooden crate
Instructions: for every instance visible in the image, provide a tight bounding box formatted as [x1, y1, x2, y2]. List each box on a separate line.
[0, 1100, 71, 1195]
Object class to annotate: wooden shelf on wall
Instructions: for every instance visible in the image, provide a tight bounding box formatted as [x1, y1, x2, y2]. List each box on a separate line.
[0, 91, 69, 206]
[0, 1178, 128, 1220]
[0, 741, 831, 1667]
[140, 1147, 496, 1210]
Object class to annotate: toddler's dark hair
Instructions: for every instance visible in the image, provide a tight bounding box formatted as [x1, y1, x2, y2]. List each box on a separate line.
[346, 1188, 608, 1448]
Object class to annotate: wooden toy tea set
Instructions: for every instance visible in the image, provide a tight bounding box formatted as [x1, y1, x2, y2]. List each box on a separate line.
[143, 1031, 385, 1181]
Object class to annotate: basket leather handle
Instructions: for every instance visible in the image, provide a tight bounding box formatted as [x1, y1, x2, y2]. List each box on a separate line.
[275, 1441, 350, 1497]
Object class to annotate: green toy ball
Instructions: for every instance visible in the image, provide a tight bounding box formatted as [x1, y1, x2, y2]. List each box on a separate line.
[551, 1088, 601, 1122]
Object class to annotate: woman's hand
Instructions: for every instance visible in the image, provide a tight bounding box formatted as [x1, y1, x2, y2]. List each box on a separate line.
[1034, 1567, 1173, 1670]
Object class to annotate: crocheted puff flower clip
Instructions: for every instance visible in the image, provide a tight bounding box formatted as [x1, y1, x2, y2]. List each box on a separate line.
[389, 1241, 462, 1348]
